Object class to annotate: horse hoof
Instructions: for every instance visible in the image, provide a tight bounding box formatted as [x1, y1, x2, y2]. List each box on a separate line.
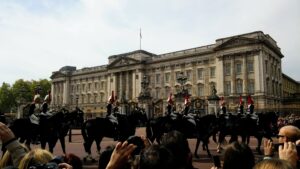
[194, 154, 199, 159]
[92, 158, 96, 163]
[83, 157, 87, 163]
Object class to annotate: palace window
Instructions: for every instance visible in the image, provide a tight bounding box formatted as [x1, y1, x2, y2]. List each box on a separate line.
[224, 81, 231, 96]
[236, 63, 242, 74]
[165, 73, 170, 83]
[175, 71, 181, 79]
[248, 80, 255, 94]
[155, 88, 161, 99]
[197, 84, 204, 96]
[156, 74, 161, 84]
[186, 70, 192, 81]
[236, 79, 243, 94]
[225, 63, 231, 76]
[197, 68, 203, 80]
[247, 61, 254, 73]
[210, 67, 216, 78]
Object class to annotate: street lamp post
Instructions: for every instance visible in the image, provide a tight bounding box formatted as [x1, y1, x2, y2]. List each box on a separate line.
[174, 72, 189, 100]
[138, 75, 152, 118]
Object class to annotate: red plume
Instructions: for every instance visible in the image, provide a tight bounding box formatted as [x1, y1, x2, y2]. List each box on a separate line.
[247, 95, 253, 105]
[184, 95, 190, 105]
[167, 93, 174, 105]
[220, 96, 224, 106]
[239, 95, 243, 105]
[108, 91, 115, 103]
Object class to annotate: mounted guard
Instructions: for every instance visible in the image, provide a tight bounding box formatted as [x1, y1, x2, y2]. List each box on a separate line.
[247, 95, 254, 114]
[166, 93, 174, 116]
[219, 96, 227, 115]
[41, 90, 52, 116]
[106, 91, 119, 140]
[238, 95, 244, 114]
[182, 95, 196, 126]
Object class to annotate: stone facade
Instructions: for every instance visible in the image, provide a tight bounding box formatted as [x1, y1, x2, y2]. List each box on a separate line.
[50, 31, 299, 117]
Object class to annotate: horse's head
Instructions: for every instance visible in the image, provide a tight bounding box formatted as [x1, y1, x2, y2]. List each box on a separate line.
[67, 108, 84, 128]
[258, 112, 279, 136]
[128, 110, 148, 127]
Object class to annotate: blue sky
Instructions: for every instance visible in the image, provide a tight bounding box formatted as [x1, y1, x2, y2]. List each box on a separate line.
[0, 0, 299, 85]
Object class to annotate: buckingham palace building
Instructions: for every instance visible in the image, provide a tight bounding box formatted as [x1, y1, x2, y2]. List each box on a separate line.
[50, 31, 300, 118]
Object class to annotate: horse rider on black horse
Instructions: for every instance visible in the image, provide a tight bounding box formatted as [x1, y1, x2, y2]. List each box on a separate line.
[29, 89, 43, 144]
[41, 90, 53, 116]
[106, 91, 119, 140]
[166, 93, 176, 117]
[182, 95, 196, 127]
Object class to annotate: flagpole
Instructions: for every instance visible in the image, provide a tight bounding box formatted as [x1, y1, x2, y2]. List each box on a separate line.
[139, 28, 142, 50]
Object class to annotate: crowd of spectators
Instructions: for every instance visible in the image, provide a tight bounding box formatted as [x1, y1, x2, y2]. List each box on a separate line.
[2, 118, 300, 169]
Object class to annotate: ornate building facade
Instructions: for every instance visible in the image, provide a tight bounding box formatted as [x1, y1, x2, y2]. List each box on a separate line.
[50, 31, 298, 117]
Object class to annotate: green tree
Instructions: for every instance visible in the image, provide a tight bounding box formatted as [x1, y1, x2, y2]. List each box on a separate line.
[0, 83, 15, 113]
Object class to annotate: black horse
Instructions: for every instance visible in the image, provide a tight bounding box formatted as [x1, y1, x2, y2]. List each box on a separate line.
[146, 113, 218, 158]
[9, 108, 84, 153]
[39, 108, 84, 153]
[216, 112, 278, 154]
[81, 111, 147, 161]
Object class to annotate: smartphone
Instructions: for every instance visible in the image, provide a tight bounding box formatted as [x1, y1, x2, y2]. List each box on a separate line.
[273, 143, 300, 156]
[212, 155, 221, 168]
[273, 143, 284, 151]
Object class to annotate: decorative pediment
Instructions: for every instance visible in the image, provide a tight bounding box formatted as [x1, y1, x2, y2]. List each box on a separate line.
[108, 56, 140, 68]
[215, 37, 259, 50]
[50, 72, 66, 79]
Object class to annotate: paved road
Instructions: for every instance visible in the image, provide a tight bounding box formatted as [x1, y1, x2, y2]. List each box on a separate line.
[22, 127, 270, 169]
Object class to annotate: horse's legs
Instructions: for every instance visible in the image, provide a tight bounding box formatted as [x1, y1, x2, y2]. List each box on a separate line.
[204, 139, 212, 158]
[194, 138, 201, 158]
[256, 135, 263, 155]
[59, 136, 66, 154]
[95, 137, 102, 156]
[217, 132, 225, 153]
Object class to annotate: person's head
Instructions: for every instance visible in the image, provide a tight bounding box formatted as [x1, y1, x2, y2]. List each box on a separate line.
[139, 145, 176, 169]
[98, 146, 114, 169]
[278, 125, 300, 143]
[254, 159, 293, 169]
[0, 151, 13, 168]
[63, 153, 82, 169]
[160, 130, 193, 169]
[223, 142, 255, 169]
[0, 144, 28, 168]
[18, 148, 54, 169]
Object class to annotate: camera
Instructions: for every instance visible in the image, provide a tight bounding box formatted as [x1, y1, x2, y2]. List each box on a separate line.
[29, 162, 58, 169]
[28, 156, 63, 169]
[126, 135, 145, 156]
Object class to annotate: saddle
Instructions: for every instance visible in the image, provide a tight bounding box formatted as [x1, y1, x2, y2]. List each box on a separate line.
[183, 114, 196, 126]
[107, 114, 118, 125]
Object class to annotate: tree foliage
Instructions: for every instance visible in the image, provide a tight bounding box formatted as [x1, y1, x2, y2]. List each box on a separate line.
[0, 79, 51, 114]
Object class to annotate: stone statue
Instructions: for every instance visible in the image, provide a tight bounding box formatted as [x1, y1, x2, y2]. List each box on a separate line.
[211, 84, 217, 96]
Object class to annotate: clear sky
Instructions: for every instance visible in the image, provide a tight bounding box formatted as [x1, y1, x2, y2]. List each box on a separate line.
[0, 0, 299, 85]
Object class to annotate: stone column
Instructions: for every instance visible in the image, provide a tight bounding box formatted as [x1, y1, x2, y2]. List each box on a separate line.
[119, 72, 123, 99]
[243, 55, 248, 94]
[126, 71, 130, 99]
[231, 58, 236, 95]
[255, 50, 264, 94]
[216, 57, 224, 95]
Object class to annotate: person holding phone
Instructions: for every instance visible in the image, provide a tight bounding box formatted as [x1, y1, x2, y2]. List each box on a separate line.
[210, 142, 255, 169]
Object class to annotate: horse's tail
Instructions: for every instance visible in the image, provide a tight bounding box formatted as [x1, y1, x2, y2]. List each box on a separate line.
[146, 120, 154, 143]
[81, 121, 89, 142]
